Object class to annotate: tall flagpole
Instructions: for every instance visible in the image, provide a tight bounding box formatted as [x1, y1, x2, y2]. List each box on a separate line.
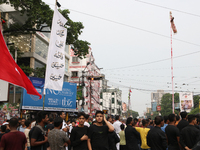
[170, 12, 175, 113]
[171, 27, 174, 113]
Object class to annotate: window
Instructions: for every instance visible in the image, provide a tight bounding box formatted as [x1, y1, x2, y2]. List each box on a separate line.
[112, 98, 115, 103]
[100, 92, 103, 99]
[112, 92, 114, 95]
[72, 71, 78, 77]
[112, 109, 115, 113]
[100, 102, 102, 105]
[72, 57, 79, 62]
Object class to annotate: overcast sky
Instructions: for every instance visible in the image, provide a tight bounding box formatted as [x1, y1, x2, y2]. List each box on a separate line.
[44, 0, 200, 116]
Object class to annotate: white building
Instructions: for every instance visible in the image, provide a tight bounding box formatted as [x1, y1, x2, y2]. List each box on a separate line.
[100, 88, 122, 116]
[69, 48, 101, 115]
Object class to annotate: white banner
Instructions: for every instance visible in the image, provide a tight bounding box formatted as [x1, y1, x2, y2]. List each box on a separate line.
[44, 6, 67, 91]
[0, 80, 9, 101]
[179, 92, 193, 113]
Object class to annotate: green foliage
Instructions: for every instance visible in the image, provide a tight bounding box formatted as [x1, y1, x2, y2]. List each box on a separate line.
[189, 107, 199, 115]
[19, 64, 34, 76]
[33, 67, 46, 78]
[127, 110, 139, 118]
[160, 93, 179, 116]
[193, 95, 200, 109]
[2, 0, 90, 58]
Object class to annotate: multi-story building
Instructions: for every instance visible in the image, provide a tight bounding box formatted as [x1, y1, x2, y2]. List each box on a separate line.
[151, 90, 165, 106]
[0, 3, 70, 103]
[69, 48, 101, 115]
[100, 88, 122, 116]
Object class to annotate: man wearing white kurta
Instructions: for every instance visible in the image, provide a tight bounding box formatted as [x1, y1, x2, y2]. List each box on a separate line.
[113, 115, 122, 150]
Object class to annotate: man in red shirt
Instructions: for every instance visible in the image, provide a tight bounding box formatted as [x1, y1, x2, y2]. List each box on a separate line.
[0, 117, 27, 150]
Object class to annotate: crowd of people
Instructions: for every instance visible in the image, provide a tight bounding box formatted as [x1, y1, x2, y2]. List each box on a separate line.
[0, 111, 200, 150]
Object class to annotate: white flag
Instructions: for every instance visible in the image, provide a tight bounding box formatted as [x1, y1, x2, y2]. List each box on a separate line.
[44, 6, 67, 91]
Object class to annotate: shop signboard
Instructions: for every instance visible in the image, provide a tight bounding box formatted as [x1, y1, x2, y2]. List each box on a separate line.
[22, 77, 77, 112]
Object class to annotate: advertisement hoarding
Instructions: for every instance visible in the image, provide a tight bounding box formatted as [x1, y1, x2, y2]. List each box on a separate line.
[0, 80, 9, 102]
[122, 102, 127, 113]
[22, 77, 77, 112]
[179, 92, 193, 113]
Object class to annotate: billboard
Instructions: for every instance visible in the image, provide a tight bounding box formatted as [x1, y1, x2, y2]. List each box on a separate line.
[0, 80, 9, 102]
[122, 102, 127, 113]
[22, 77, 77, 112]
[179, 92, 193, 113]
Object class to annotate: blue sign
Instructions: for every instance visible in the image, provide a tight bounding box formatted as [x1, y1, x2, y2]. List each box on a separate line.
[152, 102, 157, 112]
[22, 77, 77, 112]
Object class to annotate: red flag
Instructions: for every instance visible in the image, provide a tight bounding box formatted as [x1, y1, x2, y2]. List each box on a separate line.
[130, 89, 132, 93]
[170, 12, 177, 33]
[0, 31, 42, 99]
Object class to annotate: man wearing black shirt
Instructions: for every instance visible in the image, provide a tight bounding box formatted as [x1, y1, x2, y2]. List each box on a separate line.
[125, 117, 140, 150]
[30, 111, 49, 150]
[88, 110, 114, 150]
[180, 115, 200, 150]
[70, 112, 89, 150]
[147, 116, 167, 150]
[0, 125, 6, 141]
[177, 111, 189, 132]
[165, 114, 181, 150]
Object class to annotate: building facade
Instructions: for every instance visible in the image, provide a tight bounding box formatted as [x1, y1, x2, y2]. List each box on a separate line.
[100, 88, 122, 116]
[69, 48, 101, 115]
[0, 3, 70, 103]
[151, 90, 165, 112]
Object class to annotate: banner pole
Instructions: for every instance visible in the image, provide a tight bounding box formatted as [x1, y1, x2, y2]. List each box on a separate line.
[43, 88, 46, 111]
[171, 24, 175, 114]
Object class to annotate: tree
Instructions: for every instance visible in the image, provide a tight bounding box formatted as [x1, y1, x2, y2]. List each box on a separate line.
[193, 95, 200, 109]
[189, 107, 199, 115]
[127, 110, 139, 118]
[1, 0, 90, 58]
[160, 93, 179, 116]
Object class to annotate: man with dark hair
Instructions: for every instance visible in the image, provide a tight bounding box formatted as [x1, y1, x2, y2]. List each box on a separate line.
[0, 117, 27, 150]
[24, 120, 32, 150]
[84, 114, 90, 127]
[70, 112, 88, 150]
[165, 114, 181, 150]
[119, 124, 126, 150]
[0, 125, 6, 141]
[46, 117, 54, 132]
[175, 115, 180, 126]
[135, 119, 150, 150]
[19, 118, 26, 132]
[161, 116, 169, 132]
[180, 115, 200, 150]
[113, 115, 122, 150]
[59, 112, 69, 133]
[88, 110, 114, 150]
[125, 117, 140, 150]
[147, 116, 167, 150]
[48, 117, 70, 150]
[30, 111, 49, 150]
[177, 111, 189, 132]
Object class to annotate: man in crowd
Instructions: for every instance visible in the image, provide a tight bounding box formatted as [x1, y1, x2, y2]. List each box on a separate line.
[165, 114, 181, 150]
[84, 114, 90, 127]
[125, 117, 140, 150]
[177, 111, 189, 132]
[161, 116, 169, 132]
[24, 120, 31, 150]
[0, 125, 6, 141]
[0, 117, 27, 150]
[113, 115, 122, 150]
[30, 111, 49, 150]
[147, 116, 167, 150]
[59, 112, 69, 133]
[70, 112, 88, 150]
[88, 110, 114, 150]
[135, 119, 150, 150]
[19, 118, 26, 132]
[180, 115, 200, 150]
[48, 117, 70, 150]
